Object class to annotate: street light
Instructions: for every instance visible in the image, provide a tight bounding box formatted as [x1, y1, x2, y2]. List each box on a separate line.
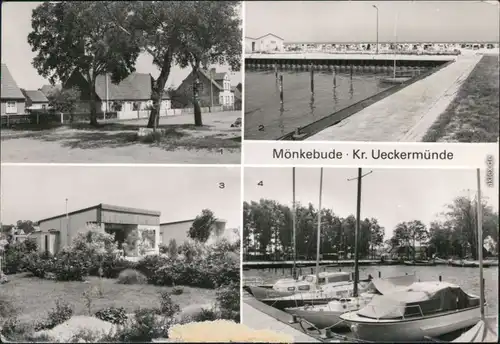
[372, 5, 379, 54]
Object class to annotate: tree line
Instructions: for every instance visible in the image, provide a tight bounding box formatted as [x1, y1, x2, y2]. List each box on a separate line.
[243, 195, 498, 261]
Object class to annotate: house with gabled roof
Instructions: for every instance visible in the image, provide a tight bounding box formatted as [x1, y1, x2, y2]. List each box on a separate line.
[1, 64, 26, 115]
[175, 68, 235, 110]
[39, 84, 62, 98]
[21, 89, 49, 110]
[245, 33, 285, 53]
[62, 71, 171, 119]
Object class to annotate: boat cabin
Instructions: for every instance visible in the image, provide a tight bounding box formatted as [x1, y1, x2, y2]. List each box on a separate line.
[357, 282, 480, 320]
[274, 271, 351, 292]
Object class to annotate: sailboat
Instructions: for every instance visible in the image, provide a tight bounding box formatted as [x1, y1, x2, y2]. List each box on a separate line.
[451, 169, 498, 343]
[340, 171, 486, 342]
[380, 12, 411, 85]
[258, 168, 362, 310]
[248, 168, 357, 302]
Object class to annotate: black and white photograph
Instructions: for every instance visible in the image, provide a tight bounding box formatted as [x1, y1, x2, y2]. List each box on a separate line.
[1, 1, 242, 163]
[0, 165, 241, 342]
[242, 167, 498, 342]
[244, 1, 500, 142]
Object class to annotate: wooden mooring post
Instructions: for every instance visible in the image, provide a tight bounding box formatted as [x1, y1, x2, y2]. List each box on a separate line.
[274, 64, 278, 79]
[378, 271, 381, 278]
[279, 74, 284, 103]
[310, 65, 315, 93]
[333, 69, 337, 88]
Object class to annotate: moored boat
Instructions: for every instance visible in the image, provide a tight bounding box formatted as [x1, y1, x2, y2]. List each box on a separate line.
[284, 273, 418, 329]
[404, 260, 436, 266]
[450, 259, 477, 268]
[339, 281, 481, 342]
[247, 271, 353, 300]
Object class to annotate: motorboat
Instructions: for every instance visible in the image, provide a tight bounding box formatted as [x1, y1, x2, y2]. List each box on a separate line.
[452, 316, 498, 342]
[450, 259, 478, 268]
[434, 257, 450, 265]
[284, 273, 418, 329]
[247, 271, 353, 300]
[339, 281, 481, 342]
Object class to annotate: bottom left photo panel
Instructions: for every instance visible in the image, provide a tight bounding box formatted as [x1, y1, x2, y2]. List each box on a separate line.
[0, 165, 241, 343]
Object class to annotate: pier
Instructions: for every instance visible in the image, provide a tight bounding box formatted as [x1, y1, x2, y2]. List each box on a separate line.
[243, 259, 379, 269]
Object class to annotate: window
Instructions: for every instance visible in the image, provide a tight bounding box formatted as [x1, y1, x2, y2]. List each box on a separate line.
[44, 235, 49, 253]
[6, 101, 17, 114]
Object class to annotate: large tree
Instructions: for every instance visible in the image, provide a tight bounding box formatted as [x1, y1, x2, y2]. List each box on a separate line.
[188, 209, 217, 243]
[175, 1, 241, 126]
[110, 1, 241, 129]
[28, 1, 141, 126]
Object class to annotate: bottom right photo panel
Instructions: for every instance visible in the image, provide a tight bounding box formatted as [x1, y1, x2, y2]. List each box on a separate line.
[242, 167, 498, 343]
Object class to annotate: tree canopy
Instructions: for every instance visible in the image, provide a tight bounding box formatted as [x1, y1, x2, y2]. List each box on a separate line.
[188, 209, 217, 243]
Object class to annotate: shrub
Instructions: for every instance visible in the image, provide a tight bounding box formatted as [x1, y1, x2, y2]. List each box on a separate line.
[23, 251, 50, 278]
[94, 307, 128, 325]
[3, 242, 27, 274]
[190, 308, 219, 322]
[215, 282, 240, 322]
[101, 256, 137, 279]
[112, 308, 170, 342]
[157, 291, 180, 318]
[52, 250, 90, 281]
[135, 255, 169, 281]
[117, 269, 147, 285]
[34, 300, 73, 331]
[69, 328, 103, 343]
[171, 286, 184, 295]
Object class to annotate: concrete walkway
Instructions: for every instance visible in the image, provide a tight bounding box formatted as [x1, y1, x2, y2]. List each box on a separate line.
[307, 55, 482, 142]
[243, 302, 320, 342]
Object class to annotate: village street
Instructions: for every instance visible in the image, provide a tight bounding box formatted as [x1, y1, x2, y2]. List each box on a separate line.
[1, 111, 241, 163]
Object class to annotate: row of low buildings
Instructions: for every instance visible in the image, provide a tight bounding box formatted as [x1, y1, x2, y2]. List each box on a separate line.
[1, 64, 241, 117]
[245, 33, 499, 54]
[3, 203, 234, 257]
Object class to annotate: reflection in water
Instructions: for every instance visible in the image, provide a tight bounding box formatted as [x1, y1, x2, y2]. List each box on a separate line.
[333, 84, 338, 104]
[309, 92, 315, 118]
[349, 77, 354, 100]
[278, 102, 285, 135]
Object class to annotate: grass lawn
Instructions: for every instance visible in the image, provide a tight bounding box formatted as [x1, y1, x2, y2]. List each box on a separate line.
[0, 273, 216, 324]
[0, 111, 241, 163]
[423, 55, 499, 143]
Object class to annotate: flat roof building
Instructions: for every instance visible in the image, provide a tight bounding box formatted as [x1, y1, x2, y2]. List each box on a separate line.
[34, 203, 161, 257]
[159, 218, 228, 246]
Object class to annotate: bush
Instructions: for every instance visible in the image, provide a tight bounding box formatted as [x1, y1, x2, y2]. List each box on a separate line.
[112, 308, 170, 342]
[3, 242, 27, 274]
[135, 255, 169, 281]
[157, 291, 180, 318]
[117, 269, 147, 285]
[215, 282, 240, 322]
[0, 295, 16, 318]
[23, 251, 51, 278]
[34, 300, 73, 331]
[94, 307, 128, 325]
[51, 250, 90, 281]
[189, 308, 219, 322]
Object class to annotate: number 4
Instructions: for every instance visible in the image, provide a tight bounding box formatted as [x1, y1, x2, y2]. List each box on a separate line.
[257, 181, 263, 186]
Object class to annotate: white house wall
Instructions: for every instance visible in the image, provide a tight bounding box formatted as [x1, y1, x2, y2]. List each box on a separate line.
[159, 221, 194, 246]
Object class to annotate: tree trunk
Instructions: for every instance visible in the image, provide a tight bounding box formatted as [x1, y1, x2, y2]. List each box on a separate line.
[147, 52, 172, 129]
[192, 66, 203, 127]
[89, 80, 98, 126]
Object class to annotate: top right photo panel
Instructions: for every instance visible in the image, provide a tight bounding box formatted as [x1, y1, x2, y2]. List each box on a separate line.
[244, 0, 499, 143]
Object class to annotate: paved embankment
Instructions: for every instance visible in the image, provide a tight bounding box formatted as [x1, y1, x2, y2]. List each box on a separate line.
[245, 52, 457, 62]
[243, 297, 321, 343]
[306, 54, 482, 142]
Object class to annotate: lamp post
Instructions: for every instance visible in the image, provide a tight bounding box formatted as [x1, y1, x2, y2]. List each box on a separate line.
[372, 5, 379, 54]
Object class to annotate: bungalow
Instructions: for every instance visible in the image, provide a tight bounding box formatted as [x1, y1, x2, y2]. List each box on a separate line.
[62, 71, 171, 119]
[245, 33, 285, 53]
[159, 218, 228, 246]
[1, 64, 26, 116]
[21, 89, 49, 111]
[175, 68, 235, 109]
[33, 203, 161, 257]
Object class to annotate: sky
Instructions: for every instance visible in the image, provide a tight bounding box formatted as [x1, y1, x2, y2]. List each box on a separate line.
[245, 1, 500, 43]
[1, 1, 242, 90]
[244, 167, 499, 239]
[0, 165, 241, 229]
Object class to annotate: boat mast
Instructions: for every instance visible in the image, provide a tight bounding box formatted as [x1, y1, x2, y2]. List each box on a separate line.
[476, 168, 484, 321]
[292, 167, 297, 279]
[353, 168, 362, 297]
[393, 12, 398, 79]
[315, 168, 324, 284]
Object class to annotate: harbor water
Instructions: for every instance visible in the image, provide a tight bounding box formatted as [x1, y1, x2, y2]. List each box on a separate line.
[244, 264, 499, 317]
[244, 70, 393, 140]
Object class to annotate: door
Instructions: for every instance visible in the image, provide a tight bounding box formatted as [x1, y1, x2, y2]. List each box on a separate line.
[44, 235, 49, 253]
[251, 42, 255, 52]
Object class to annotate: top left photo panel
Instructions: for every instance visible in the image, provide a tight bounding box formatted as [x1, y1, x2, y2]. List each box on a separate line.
[1, 1, 243, 164]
